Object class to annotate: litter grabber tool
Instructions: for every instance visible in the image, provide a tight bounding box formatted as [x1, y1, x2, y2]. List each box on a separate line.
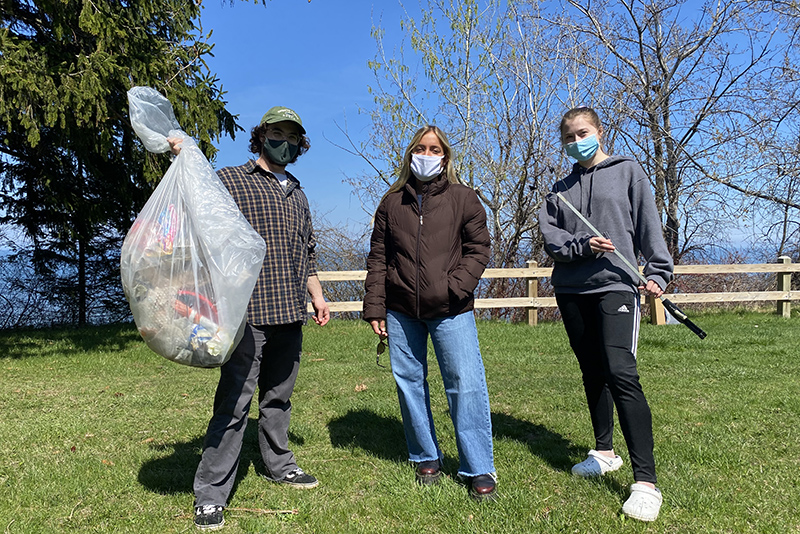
[555, 192, 707, 339]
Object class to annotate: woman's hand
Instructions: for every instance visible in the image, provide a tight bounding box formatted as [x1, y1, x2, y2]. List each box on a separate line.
[589, 236, 615, 254]
[370, 319, 387, 337]
[640, 279, 664, 298]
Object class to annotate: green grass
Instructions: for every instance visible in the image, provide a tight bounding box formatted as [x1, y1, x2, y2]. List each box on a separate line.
[1, 311, 799, 533]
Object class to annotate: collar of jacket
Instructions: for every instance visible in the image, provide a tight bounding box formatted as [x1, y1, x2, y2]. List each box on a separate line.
[402, 174, 449, 199]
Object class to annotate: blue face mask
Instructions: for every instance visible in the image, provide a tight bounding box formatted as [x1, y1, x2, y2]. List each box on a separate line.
[564, 134, 599, 162]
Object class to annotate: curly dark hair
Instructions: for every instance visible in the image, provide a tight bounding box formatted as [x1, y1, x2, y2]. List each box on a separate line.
[248, 123, 311, 164]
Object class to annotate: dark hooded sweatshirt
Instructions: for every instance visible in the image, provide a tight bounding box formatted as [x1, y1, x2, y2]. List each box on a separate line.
[539, 155, 673, 294]
[363, 176, 490, 320]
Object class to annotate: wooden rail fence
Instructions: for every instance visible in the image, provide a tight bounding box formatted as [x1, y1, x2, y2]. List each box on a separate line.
[310, 256, 800, 325]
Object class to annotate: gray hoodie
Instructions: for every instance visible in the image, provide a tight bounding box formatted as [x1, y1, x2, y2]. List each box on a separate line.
[538, 155, 673, 294]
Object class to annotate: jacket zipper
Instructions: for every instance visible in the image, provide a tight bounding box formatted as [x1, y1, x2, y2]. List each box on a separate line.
[415, 192, 423, 317]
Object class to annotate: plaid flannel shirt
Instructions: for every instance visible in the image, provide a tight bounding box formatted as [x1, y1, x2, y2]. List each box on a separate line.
[217, 160, 317, 325]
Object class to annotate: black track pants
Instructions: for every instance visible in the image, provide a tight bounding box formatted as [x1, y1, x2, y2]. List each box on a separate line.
[556, 290, 656, 484]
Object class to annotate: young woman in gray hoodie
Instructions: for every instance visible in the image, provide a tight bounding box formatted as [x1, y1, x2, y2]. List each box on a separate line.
[538, 107, 674, 522]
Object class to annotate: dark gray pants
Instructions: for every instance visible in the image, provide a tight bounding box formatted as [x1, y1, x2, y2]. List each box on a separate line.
[556, 291, 656, 484]
[194, 322, 303, 506]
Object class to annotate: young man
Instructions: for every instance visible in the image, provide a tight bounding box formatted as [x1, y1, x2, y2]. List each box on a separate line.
[170, 106, 330, 530]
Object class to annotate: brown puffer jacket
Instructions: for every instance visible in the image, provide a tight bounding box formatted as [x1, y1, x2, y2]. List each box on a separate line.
[363, 177, 490, 320]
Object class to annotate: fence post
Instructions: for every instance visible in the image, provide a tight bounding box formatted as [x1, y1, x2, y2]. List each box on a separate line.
[649, 295, 666, 325]
[527, 260, 538, 326]
[777, 255, 792, 318]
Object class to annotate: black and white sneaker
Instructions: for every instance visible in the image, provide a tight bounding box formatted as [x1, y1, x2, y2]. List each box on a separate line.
[278, 467, 319, 489]
[194, 504, 224, 531]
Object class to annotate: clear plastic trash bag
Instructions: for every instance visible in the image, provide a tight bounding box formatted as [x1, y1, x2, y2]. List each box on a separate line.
[121, 86, 266, 367]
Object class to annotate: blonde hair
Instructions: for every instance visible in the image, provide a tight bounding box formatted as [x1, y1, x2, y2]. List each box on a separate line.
[385, 125, 459, 196]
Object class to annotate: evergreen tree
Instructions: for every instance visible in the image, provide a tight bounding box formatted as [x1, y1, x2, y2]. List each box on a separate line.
[0, 0, 240, 326]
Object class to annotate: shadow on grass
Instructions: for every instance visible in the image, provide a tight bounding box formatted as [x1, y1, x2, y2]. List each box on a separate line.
[0, 323, 142, 359]
[327, 410, 579, 472]
[138, 436, 203, 495]
[138, 417, 263, 500]
[490, 412, 580, 472]
[491, 412, 628, 496]
[328, 408, 408, 462]
[327, 409, 484, 478]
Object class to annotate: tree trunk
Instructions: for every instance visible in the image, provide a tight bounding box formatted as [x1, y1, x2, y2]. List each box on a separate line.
[78, 233, 86, 326]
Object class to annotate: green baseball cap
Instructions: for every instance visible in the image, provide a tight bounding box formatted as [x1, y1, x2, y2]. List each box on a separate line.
[260, 106, 306, 135]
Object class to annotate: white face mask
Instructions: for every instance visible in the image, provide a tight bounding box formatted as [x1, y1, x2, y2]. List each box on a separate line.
[410, 154, 444, 182]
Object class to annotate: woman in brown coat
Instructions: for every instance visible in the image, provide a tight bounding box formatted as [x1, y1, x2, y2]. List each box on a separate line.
[363, 125, 497, 501]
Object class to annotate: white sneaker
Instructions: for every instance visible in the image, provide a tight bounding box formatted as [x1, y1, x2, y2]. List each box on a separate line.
[571, 449, 623, 477]
[622, 483, 662, 522]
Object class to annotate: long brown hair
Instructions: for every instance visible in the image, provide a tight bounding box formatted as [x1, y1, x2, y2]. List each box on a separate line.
[385, 125, 459, 195]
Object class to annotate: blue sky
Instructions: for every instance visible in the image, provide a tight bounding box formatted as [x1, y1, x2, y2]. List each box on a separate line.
[198, 0, 407, 228]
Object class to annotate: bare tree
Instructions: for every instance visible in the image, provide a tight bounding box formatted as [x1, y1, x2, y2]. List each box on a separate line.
[342, 0, 800, 319]
[311, 210, 371, 320]
[734, 0, 800, 265]
[340, 1, 609, 313]
[335, 0, 600, 318]
[558, 0, 785, 262]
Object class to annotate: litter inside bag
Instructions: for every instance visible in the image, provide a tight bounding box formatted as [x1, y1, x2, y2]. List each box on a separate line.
[121, 87, 266, 367]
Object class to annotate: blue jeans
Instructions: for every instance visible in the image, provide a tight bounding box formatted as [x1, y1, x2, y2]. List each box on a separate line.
[386, 309, 495, 477]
